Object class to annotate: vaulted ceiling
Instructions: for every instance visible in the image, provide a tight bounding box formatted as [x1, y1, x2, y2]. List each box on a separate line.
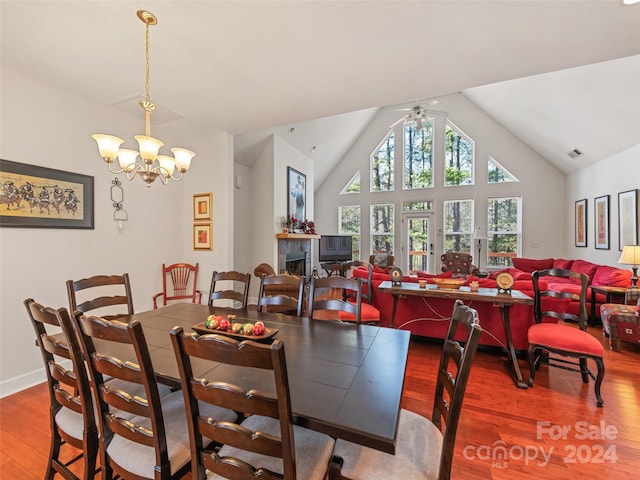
[2, 1, 639, 187]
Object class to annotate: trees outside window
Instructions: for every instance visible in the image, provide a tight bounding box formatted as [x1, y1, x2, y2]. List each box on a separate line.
[371, 203, 394, 254]
[371, 131, 394, 192]
[339, 205, 361, 260]
[443, 199, 473, 253]
[487, 196, 521, 267]
[444, 123, 474, 186]
[341, 171, 361, 194]
[403, 122, 433, 189]
[488, 157, 517, 183]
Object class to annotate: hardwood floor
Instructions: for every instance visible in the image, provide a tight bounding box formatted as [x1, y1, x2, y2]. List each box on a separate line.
[1, 326, 639, 479]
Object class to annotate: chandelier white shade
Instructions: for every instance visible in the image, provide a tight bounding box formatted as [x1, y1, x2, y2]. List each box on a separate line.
[92, 10, 194, 187]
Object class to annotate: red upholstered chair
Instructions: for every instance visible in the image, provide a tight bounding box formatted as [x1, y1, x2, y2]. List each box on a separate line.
[339, 261, 380, 324]
[527, 268, 605, 407]
[153, 263, 202, 309]
[308, 276, 362, 323]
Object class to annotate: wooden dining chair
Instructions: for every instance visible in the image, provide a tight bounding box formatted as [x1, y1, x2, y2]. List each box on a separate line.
[24, 298, 99, 480]
[72, 312, 238, 480]
[308, 276, 362, 323]
[339, 261, 380, 324]
[257, 273, 305, 316]
[208, 270, 251, 309]
[170, 328, 335, 480]
[528, 268, 605, 407]
[331, 300, 482, 480]
[153, 262, 202, 309]
[66, 273, 134, 319]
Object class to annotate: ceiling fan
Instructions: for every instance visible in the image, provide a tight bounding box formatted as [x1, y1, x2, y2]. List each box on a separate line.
[390, 101, 448, 129]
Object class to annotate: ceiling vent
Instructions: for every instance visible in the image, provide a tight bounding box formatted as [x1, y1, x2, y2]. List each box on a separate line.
[567, 148, 583, 159]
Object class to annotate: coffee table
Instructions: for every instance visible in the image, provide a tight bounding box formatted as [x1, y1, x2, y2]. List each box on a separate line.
[378, 281, 533, 389]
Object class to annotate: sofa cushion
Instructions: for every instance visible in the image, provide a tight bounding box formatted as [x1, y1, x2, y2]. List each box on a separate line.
[512, 257, 554, 273]
[553, 259, 574, 270]
[592, 265, 632, 287]
[571, 260, 599, 281]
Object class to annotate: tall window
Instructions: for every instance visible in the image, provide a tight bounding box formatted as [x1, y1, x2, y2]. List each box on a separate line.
[443, 199, 473, 253]
[339, 205, 361, 260]
[371, 131, 394, 192]
[487, 196, 521, 267]
[371, 203, 394, 253]
[444, 122, 474, 186]
[403, 122, 433, 189]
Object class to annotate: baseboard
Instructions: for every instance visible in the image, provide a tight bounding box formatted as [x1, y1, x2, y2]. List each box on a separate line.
[0, 367, 47, 398]
[0, 358, 71, 398]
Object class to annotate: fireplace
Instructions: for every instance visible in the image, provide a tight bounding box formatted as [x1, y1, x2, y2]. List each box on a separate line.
[285, 252, 307, 277]
[276, 233, 320, 279]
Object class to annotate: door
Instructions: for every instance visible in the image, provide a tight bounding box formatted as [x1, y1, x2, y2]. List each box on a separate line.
[402, 212, 434, 274]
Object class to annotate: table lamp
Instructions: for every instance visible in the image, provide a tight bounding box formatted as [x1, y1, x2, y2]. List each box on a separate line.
[618, 244, 640, 288]
[473, 226, 487, 272]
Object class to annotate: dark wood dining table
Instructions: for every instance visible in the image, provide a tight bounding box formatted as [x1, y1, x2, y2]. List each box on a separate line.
[378, 280, 533, 389]
[109, 302, 411, 455]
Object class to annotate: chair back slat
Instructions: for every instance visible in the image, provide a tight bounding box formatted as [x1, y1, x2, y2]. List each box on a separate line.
[257, 274, 305, 316]
[67, 273, 134, 319]
[208, 270, 251, 309]
[533, 268, 589, 329]
[171, 328, 299, 479]
[308, 276, 362, 323]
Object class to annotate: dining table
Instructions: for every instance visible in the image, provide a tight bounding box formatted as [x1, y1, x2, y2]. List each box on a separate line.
[107, 302, 411, 455]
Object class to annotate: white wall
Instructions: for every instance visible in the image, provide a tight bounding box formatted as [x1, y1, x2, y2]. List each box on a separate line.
[239, 135, 314, 302]
[315, 93, 566, 270]
[566, 145, 640, 264]
[0, 67, 233, 395]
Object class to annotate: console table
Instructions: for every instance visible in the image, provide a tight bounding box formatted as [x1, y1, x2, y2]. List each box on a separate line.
[378, 281, 533, 389]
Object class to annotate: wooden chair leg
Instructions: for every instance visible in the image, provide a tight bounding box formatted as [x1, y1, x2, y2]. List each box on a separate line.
[527, 344, 536, 387]
[579, 357, 589, 383]
[594, 357, 605, 408]
[328, 455, 344, 480]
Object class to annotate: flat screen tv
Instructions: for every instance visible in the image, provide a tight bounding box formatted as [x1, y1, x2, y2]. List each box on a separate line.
[318, 235, 353, 263]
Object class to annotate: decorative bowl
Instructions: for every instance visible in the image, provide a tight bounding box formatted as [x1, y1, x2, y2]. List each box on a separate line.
[432, 278, 465, 290]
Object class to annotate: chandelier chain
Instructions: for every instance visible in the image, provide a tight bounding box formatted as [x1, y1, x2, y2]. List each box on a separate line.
[144, 18, 151, 104]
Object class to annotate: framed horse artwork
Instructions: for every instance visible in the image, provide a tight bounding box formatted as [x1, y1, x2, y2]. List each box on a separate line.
[0, 159, 94, 229]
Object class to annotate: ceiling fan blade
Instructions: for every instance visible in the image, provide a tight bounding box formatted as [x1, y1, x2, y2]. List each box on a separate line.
[389, 117, 406, 129]
[424, 108, 448, 117]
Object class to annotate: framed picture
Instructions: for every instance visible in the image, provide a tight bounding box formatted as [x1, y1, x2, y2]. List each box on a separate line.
[594, 195, 610, 250]
[193, 193, 212, 221]
[0, 159, 94, 229]
[618, 189, 639, 251]
[287, 167, 306, 224]
[575, 199, 587, 247]
[193, 223, 213, 250]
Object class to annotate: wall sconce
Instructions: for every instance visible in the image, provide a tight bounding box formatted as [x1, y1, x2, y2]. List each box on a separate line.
[111, 177, 128, 229]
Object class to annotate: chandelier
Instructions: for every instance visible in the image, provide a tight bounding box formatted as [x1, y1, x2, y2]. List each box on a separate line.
[92, 10, 194, 187]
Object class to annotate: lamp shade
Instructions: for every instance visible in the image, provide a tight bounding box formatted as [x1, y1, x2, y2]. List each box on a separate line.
[618, 245, 640, 265]
[473, 226, 487, 240]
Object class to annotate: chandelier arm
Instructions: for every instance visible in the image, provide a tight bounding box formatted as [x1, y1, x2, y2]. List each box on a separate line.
[154, 165, 184, 182]
[107, 163, 128, 175]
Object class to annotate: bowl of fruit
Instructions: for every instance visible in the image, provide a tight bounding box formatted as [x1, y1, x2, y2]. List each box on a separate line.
[432, 278, 466, 290]
[193, 314, 277, 342]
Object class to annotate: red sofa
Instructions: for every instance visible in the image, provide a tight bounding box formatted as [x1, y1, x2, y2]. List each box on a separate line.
[352, 257, 630, 350]
[352, 267, 539, 351]
[507, 257, 632, 320]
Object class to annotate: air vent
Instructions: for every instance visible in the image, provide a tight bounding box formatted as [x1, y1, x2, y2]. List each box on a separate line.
[567, 148, 583, 159]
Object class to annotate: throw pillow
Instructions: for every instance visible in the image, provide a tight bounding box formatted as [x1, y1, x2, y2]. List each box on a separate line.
[571, 259, 599, 281]
[592, 266, 632, 287]
[553, 258, 574, 270]
[512, 257, 554, 273]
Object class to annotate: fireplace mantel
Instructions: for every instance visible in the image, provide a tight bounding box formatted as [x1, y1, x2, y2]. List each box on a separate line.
[276, 233, 321, 240]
